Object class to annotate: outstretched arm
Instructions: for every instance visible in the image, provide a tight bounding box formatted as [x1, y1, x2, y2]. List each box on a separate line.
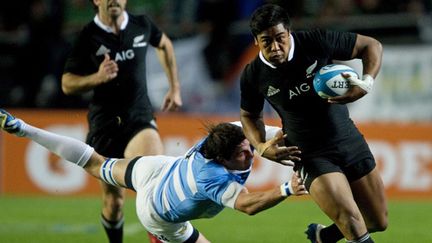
[234, 171, 307, 215]
[0, 109, 131, 187]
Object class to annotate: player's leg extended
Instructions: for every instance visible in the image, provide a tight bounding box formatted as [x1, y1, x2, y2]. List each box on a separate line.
[350, 168, 388, 233]
[309, 172, 372, 242]
[124, 127, 164, 243]
[0, 109, 136, 243]
[0, 109, 131, 186]
[0, 109, 97, 170]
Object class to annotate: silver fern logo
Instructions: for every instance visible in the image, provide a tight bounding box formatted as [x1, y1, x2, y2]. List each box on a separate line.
[306, 60, 318, 78]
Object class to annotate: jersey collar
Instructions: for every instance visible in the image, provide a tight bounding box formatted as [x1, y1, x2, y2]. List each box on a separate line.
[227, 166, 252, 174]
[94, 11, 129, 33]
[259, 33, 295, 69]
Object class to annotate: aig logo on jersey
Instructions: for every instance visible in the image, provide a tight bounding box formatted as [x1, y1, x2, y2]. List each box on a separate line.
[95, 44, 135, 62]
[114, 50, 135, 62]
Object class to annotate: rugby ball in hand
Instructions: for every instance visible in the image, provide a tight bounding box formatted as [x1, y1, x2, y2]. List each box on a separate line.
[313, 64, 359, 99]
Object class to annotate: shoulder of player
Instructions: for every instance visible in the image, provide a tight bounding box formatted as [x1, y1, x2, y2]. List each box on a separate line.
[291, 28, 328, 42]
[80, 20, 98, 35]
[127, 13, 153, 27]
[245, 57, 263, 73]
[294, 28, 355, 42]
[240, 56, 268, 84]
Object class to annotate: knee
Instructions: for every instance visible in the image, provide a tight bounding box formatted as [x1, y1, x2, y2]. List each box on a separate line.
[333, 208, 363, 229]
[103, 192, 125, 214]
[368, 212, 388, 233]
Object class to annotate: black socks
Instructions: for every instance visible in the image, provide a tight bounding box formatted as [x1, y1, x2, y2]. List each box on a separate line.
[101, 214, 124, 243]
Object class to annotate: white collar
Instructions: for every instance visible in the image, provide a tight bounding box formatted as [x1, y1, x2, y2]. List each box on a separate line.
[259, 33, 295, 69]
[227, 166, 252, 174]
[94, 11, 129, 33]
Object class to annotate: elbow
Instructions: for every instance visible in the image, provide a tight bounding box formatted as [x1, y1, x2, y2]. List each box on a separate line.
[241, 207, 259, 216]
[62, 84, 83, 96]
[61, 75, 72, 95]
[61, 75, 79, 95]
[61, 84, 74, 95]
[61, 85, 70, 95]
[369, 38, 383, 60]
[373, 38, 383, 54]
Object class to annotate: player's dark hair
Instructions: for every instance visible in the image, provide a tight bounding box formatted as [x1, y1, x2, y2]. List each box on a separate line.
[249, 3, 291, 37]
[199, 123, 246, 163]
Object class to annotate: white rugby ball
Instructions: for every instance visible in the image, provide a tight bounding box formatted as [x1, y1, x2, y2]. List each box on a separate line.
[313, 64, 358, 99]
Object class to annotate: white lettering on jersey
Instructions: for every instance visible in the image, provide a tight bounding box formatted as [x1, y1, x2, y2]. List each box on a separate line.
[114, 49, 135, 62]
[288, 83, 311, 99]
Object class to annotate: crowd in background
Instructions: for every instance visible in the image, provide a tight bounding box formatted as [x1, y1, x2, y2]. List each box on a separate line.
[0, 0, 431, 111]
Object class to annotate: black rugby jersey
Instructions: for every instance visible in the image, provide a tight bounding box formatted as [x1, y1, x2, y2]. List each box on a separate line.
[240, 29, 361, 153]
[64, 12, 162, 126]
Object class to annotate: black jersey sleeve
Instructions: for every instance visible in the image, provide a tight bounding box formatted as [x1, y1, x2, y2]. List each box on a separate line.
[313, 29, 357, 60]
[240, 63, 265, 113]
[139, 15, 163, 47]
[63, 26, 95, 75]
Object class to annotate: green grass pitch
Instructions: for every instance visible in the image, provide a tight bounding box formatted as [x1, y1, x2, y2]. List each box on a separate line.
[0, 196, 430, 242]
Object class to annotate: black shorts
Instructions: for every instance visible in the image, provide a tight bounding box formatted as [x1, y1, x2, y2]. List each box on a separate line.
[295, 135, 376, 190]
[86, 116, 158, 158]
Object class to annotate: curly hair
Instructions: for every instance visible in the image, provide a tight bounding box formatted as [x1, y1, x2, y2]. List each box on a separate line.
[199, 123, 246, 163]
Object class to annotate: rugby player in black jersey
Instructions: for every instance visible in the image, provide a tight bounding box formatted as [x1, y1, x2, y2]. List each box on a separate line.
[240, 4, 387, 243]
[62, 0, 182, 242]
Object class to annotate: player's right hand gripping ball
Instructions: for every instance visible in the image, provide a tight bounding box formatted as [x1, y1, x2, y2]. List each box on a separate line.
[313, 64, 358, 99]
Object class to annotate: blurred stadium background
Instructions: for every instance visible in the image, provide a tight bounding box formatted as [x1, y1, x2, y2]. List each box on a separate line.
[1, 0, 432, 242]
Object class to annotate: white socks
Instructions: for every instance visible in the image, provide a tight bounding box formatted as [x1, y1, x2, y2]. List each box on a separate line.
[20, 122, 94, 167]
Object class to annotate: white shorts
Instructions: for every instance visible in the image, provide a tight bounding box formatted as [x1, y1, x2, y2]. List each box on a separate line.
[129, 155, 196, 243]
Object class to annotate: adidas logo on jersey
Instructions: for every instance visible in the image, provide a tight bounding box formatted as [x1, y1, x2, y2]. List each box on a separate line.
[267, 86, 280, 97]
[96, 45, 110, 56]
[133, 34, 147, 48]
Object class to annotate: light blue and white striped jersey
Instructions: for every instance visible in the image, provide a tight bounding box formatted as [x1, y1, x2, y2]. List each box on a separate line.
[152, 138, 252, 223]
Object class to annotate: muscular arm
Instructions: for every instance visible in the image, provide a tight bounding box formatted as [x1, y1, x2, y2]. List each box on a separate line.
[62, 73, 104, 95]
[62, 53, 118, 95]
[155, 33, 182, 111]
[329, 34, 382, 104]
[240, 108, 266, 151]
[351, 34, 383, 78]
[234, 172, 307, 215]
[234, 187, 285, 215]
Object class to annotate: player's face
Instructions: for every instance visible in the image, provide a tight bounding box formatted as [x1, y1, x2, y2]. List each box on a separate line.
[255, 23, 290, 66]
[96, 0, 127, 19]
[223, 139, 254, 171]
